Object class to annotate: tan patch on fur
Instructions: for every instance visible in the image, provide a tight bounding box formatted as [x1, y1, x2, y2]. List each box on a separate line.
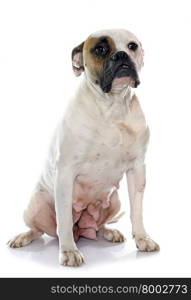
[83, 36, 116, 80]
[129, 94, 139, 109]
[117, 122, 135, 135]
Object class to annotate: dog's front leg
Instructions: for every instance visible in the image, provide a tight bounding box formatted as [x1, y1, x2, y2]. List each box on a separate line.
[55, 164, 84, 266]
[126, 162, 160, 252]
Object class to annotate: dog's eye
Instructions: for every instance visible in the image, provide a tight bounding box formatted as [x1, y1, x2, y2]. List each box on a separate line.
[93, 45, 108, 57]
[128, 42, 138, 51]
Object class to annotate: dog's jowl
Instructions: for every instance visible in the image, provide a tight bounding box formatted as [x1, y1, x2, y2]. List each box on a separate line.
[8, 29, 159, 267]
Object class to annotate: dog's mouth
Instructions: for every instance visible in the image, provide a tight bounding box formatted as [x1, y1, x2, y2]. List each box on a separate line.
[100, 59, 140, 93]
[114, 64, 140, 86]
[115, 64, 135, 77]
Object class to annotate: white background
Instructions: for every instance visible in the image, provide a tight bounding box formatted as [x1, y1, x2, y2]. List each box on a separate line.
[0, 0, 191, 277]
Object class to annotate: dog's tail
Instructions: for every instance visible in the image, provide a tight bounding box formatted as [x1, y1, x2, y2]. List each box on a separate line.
[107, 211, 125, 224]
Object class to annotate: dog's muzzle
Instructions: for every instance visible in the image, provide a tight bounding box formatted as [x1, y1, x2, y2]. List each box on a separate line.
[100, 51, 140, 93]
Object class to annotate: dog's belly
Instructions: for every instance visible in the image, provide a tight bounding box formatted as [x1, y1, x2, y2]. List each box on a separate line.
[72, 181, 120, 242]
[71, 158, 128, 241]
[72, 198, 112, 241]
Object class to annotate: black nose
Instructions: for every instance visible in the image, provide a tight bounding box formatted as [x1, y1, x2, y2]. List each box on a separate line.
[134, 79, 140, 88]
[111, 51, 128, 61]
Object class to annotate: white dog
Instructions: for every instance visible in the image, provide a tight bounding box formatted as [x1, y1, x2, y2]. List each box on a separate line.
[8, 29, 159, 266]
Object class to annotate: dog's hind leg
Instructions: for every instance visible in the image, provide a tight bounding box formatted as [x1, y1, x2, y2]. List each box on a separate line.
[99, 226, 125, 243]
[7, 229, 43, 248]
[8, 188, 57, 248]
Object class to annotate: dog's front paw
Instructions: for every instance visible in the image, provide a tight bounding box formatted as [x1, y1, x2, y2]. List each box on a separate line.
[135, 235, 160, 252]
[59, 249, 84, 266]
[103, 228, 125, 243]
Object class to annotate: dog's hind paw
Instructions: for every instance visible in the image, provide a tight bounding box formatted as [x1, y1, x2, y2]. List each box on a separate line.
[59, 249, 84, 267]
[7, 233, 32, 248]
[102, 228, 125, 243]
[7, 230, 42, 248]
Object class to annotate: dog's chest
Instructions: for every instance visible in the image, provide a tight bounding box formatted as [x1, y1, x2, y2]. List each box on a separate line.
[88, 121, 147, 168]
[70, 95, 149, 202]
[77, 113, 149, 186]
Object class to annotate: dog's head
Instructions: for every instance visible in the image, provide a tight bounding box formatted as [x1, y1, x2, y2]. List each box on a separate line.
[71, 29, 144, 93]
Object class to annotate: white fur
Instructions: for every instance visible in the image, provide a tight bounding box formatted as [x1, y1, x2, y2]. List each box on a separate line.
[8, 29, 159, 266]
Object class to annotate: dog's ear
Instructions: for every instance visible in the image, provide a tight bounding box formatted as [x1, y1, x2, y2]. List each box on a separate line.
[71, 42, 84, 76]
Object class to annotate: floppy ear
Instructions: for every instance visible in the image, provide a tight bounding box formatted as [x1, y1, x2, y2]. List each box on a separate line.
[71, 42, 85, 76]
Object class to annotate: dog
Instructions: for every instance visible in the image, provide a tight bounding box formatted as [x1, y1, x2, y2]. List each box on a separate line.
[8, 29, 159, 266]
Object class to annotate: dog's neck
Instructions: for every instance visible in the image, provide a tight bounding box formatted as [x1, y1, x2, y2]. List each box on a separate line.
[79, 75, 134, 122]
